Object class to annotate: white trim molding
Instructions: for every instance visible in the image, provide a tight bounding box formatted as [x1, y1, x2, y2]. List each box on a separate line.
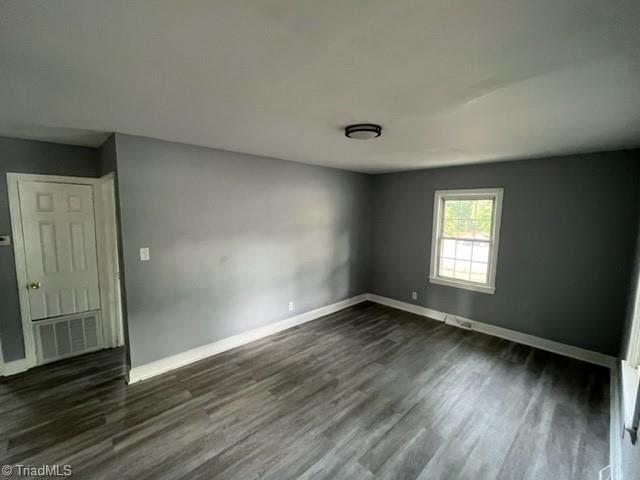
[366, 294, 444, 320]
[621, 359, 640, 440]
[6, 173, 39, 372]
[625, 267, 640, 368]
[94, 174, 125, 348]
[129, 292, 616, 384]
[6, 282, 613, 381]
[365, 294, 615, 368]
[0, 358, 33, 377]
[7, 173, 103, 186]
[621, 252, 640, 443]
[128, 294, 368, 384]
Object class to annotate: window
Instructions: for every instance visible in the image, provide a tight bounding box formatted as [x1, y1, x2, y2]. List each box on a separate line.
[429, 188, 503, 294]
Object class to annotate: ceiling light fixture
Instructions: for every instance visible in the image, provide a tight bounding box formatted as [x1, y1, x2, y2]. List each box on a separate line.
[345, 123, 382, 140]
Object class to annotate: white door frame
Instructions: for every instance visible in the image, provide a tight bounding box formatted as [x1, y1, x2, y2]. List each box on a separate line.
[2, 172, 123, 376]
[94, 173, 124, 348]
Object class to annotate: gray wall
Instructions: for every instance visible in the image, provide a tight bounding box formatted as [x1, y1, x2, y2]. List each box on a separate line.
[370, 150, 640, 356]
[0, 137, 99, 362]
[112, 134, 372, 368]
[3, 133, 637, 372]
[99, 134, 118, 177]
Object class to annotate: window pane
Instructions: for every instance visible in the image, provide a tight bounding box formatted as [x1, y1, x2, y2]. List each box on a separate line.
[441, 239, 456, 258]
[475, 199, 493, 221]
[440, 258, 454, 278]
[443, 200, 459, 220]
[457, 218, 474, 238]
[443, 216, 457, 237]
[471, 262, 488, 283]
[454, 260, 471, 280]
[474, 219, 491, 239]
[456, 240, 472, 261]
[472, 242, 490, 263]
[458, 200, 474, 220]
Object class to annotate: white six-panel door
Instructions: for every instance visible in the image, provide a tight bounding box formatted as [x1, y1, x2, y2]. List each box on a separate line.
[19, 180, 101, 320]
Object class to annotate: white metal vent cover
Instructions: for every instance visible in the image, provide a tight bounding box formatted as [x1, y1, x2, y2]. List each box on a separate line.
[34, 311, 103, 363]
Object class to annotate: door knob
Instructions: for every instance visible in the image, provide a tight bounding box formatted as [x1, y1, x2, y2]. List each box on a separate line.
[28, 282, 41, 290]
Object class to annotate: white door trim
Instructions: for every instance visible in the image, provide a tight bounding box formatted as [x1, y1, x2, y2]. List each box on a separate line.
[6, 173, 39, 372]
[8, 173, 103, 186]
[94, 173, 124, 348]
[3, 172, 122, 376]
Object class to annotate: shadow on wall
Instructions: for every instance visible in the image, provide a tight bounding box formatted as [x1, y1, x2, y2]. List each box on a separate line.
[293, 229, 353, 311]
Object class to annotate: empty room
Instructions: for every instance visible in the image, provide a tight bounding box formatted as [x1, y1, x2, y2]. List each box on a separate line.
[1, 1, 640, 479]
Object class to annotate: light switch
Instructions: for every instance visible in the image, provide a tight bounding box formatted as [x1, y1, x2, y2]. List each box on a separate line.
[139, 247, 150, 261]
[0, 235, 10, 246]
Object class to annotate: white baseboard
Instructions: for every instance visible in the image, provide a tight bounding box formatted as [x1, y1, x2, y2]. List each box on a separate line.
[365, 293, 616, 368]
[610, 362, 622, 480]
[366, 294, 444, 320]
[128, 294, 368, 384]
[126, 291, 615, 383]
[0, 357, 34, 377]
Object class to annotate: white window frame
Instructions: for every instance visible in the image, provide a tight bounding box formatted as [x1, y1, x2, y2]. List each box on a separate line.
[622, 264, 640, 437]
[429, 188, 503, 294]
[628, 276, 640, 368]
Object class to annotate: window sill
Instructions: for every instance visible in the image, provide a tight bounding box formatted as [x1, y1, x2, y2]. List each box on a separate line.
[428, 276, 495, 294]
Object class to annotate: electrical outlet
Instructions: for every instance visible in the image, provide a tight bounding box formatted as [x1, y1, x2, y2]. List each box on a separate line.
[288, 302, 294, 312]
[411, 291, 418, 300]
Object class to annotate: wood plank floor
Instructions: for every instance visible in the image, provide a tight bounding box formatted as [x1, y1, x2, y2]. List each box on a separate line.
[1, 302, 610, 479]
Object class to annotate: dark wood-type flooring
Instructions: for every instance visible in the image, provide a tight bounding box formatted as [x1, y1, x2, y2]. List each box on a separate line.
[1, 302, 610, 479]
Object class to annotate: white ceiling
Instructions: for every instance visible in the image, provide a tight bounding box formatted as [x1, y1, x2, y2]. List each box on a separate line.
[1, 1, 639, 173]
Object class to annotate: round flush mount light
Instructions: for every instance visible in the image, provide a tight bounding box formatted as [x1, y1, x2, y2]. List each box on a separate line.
[345, 123, 382, 140]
